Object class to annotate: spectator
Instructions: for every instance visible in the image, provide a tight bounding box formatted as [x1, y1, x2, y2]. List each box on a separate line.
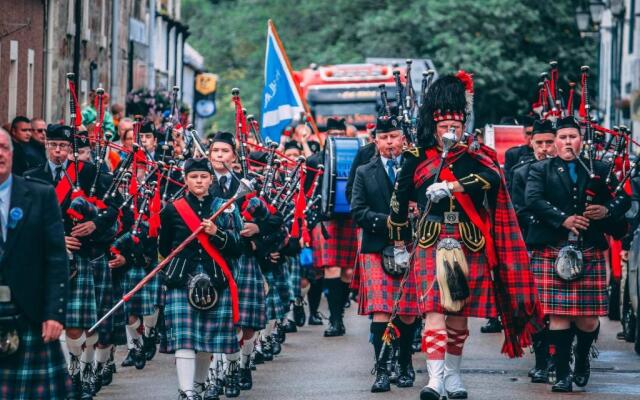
[25, 117, 47, 168]
[9, 116, 32, 175]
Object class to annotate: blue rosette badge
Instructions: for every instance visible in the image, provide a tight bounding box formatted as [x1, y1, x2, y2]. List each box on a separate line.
[8, 207, 23, 229]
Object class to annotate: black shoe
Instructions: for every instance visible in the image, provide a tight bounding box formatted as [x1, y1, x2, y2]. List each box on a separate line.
[530, 367, 548, 383]
[338, 319, 346, 335]
[132, 338, 147, 370]
[143, 331, 157, 361]
[239, 367, 252, 390]
[283, 319, 297, 333]
[371, 363, 391, 393]
[480, 318, 502, 333]
[293, 300, 306, 327]
[107, 355, 117, 374]
[387, 356, 399, 384]
[93, 363, 104, 394]
[308, 312, 323, 326]
[249, 354, 256, 371]
[202, 380, 219, 400]
[323, 320, 344, 337]
[261, 339, 273, 361]
[573, 352, 591, 387]
[270, 335, 282, 355]
[179, 390, 203, 400]
[396, 362, 415, 388]
[551, 376, 573, 392]
[80, 365, 94, 400]
[68, 370, 82, 400]
[419, 386, 441, 400]
[100, 361, 113, 386]
[253, 350, 264, 365]
[224, 361, 240, 398]
[275, 323, 286, 344]
[121, 349, 135, 367]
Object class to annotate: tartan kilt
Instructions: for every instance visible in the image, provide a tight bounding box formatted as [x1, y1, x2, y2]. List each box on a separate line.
[109, 270, 128, 346]
[530, 247, 608, 316]
[286, 256, 302, 299]
[414, 224, 497, 318]
[312, 218, 358, 269]
[234, 255, 267, 330]
[357, 253, 420, 316]
[264, 269, 287, 321]
[66, 255, 99, 329]
[122, 265, 157, 318]
[92, 254, 113, 342]
[0, 303, 70, 399]
[160, 264, 238, 354]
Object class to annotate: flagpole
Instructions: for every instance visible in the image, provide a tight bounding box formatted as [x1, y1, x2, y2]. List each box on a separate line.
[267, 19, 321, 140]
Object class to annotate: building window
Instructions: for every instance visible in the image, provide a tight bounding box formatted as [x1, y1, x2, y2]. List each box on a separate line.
[100, 0, 107, 48]
[27, 49, 35, 118]
[8, 41, 18, 122]
[67, 0, 76, 36]
[82, 0, 91, 42]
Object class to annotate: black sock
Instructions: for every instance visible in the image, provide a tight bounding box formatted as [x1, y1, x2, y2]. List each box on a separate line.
[393, 318, 417, 366]
[532, 328, 549, 369]
[341, 280, 350, 306]
[548, 329, 574, 380]
[575, 323, 599, 361]
[370, 322, 387, 361]
[308, 278, 323, 315]
[324, 278, 342, 321]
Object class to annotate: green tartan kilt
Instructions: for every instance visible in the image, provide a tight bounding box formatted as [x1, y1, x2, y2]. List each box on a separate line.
[234, 255, 267, 330]
[65, 255, 99, 329]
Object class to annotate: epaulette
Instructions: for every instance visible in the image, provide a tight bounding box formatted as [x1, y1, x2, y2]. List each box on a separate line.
[403, 145, 420, 158]
[24, 175, 50, 186]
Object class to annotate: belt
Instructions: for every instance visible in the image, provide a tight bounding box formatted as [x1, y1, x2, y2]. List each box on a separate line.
[424, 213, 470, 224]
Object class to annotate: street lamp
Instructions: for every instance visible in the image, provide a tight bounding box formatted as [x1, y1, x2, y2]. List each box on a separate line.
[609, 0, 625, 17]
[576, 5, 592, 33]
[589, 0, 605, 26]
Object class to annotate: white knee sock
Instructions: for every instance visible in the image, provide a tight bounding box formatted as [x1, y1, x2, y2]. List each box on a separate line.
[262, 320, 276, 339]
[225, 351, 240, 363]
[143, 309, 159, 336]
[175, 349, 196, 393]
[194, 352, 212, 384]
[59, 332, 70, 365]
[81, 334, 99, 364]
[66, 333, 86, 374]
[95, 346, 111, 364]
[240, 334, 257, 368]
[301, 284, 310, 299]
[126, 319, 142, 349]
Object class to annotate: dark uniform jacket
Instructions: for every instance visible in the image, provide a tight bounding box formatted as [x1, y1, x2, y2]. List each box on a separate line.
[0, 175, 69, 326]
[346, 142, 376, 203]
[510, 158, 536, 240]
[525, 157, 631, 249]
[504, 144, 533, 187]
[350, 156, 394, 253]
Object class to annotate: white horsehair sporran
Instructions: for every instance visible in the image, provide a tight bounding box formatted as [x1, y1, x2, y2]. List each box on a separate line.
[435, 238, 470, 312]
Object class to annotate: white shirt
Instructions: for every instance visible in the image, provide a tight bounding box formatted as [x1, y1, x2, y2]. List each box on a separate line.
[48, 159, 69, 181]
[214, 171, 231, 190]
[0, 175, 13, 241]
[379, 155, 401, 178]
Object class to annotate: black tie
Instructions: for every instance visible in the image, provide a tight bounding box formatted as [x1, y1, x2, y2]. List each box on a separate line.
[219, 176, 228, 195]
[54, 166, 63, 184]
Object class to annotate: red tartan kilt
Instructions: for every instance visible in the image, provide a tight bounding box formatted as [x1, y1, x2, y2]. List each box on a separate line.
[413, 224, 497, 318]
[311, 218, 358, 269]
[530, 247, 608, 317]
[357, 253, 420, 316]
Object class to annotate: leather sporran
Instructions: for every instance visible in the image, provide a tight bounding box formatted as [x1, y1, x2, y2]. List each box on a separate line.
[0, 315, 20, 359]
[382, 246, 408, 278]
[435, 238, 470, 312]
[187, 273, 219, 311]
[554, 244, 585, 281]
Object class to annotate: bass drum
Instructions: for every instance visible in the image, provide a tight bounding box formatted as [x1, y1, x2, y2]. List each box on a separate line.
[321, 136, 366, 218]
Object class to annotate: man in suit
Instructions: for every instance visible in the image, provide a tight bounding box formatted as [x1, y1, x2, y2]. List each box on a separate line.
[351, 116, 419, 392]
[503, 115, 535, 187]
[0, 127, 71, 399]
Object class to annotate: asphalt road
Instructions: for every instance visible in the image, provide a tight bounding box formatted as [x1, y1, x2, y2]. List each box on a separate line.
[100, 299, 640, 400]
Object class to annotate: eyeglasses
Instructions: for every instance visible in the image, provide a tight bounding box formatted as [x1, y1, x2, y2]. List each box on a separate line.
[34, 128, 46, 133]
[46, 142, 70, 149]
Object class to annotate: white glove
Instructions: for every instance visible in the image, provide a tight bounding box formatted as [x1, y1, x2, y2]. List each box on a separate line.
[425, 181, 451, 203]
[394, 246, 410, 269]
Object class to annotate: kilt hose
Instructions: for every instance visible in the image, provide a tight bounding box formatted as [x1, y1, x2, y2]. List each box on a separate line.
[286, 255, 302, 299]
[413, 224, 497, 318]
[0, 303, 71, 399]
[312, 218, 358, 269]
[234, 255, 267, 330]
[92, 254, 113, 342]
[161, 264, 238, 354]
[264, 268, 287, 321]
[530, 247, 608, 316]
[357, 253, 420, 317]
[66, 255, 99, 329]
[122, 264, 158, 318]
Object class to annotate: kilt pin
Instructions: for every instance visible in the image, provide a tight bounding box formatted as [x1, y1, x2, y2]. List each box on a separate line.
[161, 263, 239, 354]
[234, 255, 267, 330]
[65, 255, 99, 329]
[357, 253, 420, 316]
[413, 224, 497, 318]
[530, 247, 608, 316]
[312, 218, 359, 269]
[0, 303, 71, 400]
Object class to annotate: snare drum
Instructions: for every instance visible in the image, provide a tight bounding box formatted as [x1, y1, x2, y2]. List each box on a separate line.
[321, 136, 366, 217]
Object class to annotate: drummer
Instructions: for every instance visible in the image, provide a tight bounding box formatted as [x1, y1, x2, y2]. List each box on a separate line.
[306, 117, 359, 337]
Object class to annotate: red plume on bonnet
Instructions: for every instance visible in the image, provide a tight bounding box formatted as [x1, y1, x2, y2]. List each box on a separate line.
[455, 70, 474, 113]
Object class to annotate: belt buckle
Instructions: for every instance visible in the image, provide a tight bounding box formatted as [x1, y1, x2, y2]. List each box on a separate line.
[443, 212, 460, 224]
[0, 286, 11, 302]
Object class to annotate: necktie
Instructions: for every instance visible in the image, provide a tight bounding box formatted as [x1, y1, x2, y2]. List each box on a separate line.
[54, 166, 63, 185]
[386, 159, 396, 184]
[219, 176, 228, 195]
[567, 162, 577, 184]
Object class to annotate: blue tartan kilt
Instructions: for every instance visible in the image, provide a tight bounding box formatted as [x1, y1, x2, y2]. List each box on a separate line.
[160, 264, 238, 354]
[122, 265, 158, 318]
[109, 271, 128, 346]
[286, 256, 302, 299]
[66, 255, 99, 329]
[234, 255, 267, 330]
[264, 269, 287, 321]
[92, 255, 113, 342]
[0, 303, 71, 399]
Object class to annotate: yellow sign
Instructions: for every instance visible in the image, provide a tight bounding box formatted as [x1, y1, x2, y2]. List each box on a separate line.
[196, 73, 218, 95]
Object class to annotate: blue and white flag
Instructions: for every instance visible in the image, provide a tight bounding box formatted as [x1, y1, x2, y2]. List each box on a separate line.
[261, 20, 305, 143]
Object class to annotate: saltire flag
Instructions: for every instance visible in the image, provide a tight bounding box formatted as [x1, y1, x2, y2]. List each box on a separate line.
[261, 20, 306, 143]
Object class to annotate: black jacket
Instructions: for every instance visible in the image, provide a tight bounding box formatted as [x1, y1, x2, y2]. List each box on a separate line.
[525, 157, 631, 249]
[350, 156, 394, 253]
[504, 144, 533, 187]
[0, 175, 69, 327]
[346, 142, 376, 203]
[510, 158, 536, 239]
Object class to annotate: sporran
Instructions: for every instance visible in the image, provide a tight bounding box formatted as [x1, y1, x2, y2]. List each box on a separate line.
[554, 244, 585, 281]
[435, 238, 470, 312]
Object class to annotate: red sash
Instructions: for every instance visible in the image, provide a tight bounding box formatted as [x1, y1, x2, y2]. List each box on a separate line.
[55, 162, 84, 204]
[173, 198, 239, 323]
[439, 167, 498, 268]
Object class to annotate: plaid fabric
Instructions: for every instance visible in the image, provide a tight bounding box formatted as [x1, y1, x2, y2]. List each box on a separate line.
[275, 263, 292, 306]
[161, 263, 238, 354]
[66, 255, 99, 329]
[311, 218, 359, 269]
[357, 253, 419, 316]
[234, 255, 267, 330]
[92, 255, 113, 342]
[122, 265, 158, 318]
[109, 270, 128, 346]
[286, 256, 302, 299]
[264, 269, 287, 321]
[413, 224, 497, 318]
[0, 303, 71, 399]
[530, 247, 608, 316]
